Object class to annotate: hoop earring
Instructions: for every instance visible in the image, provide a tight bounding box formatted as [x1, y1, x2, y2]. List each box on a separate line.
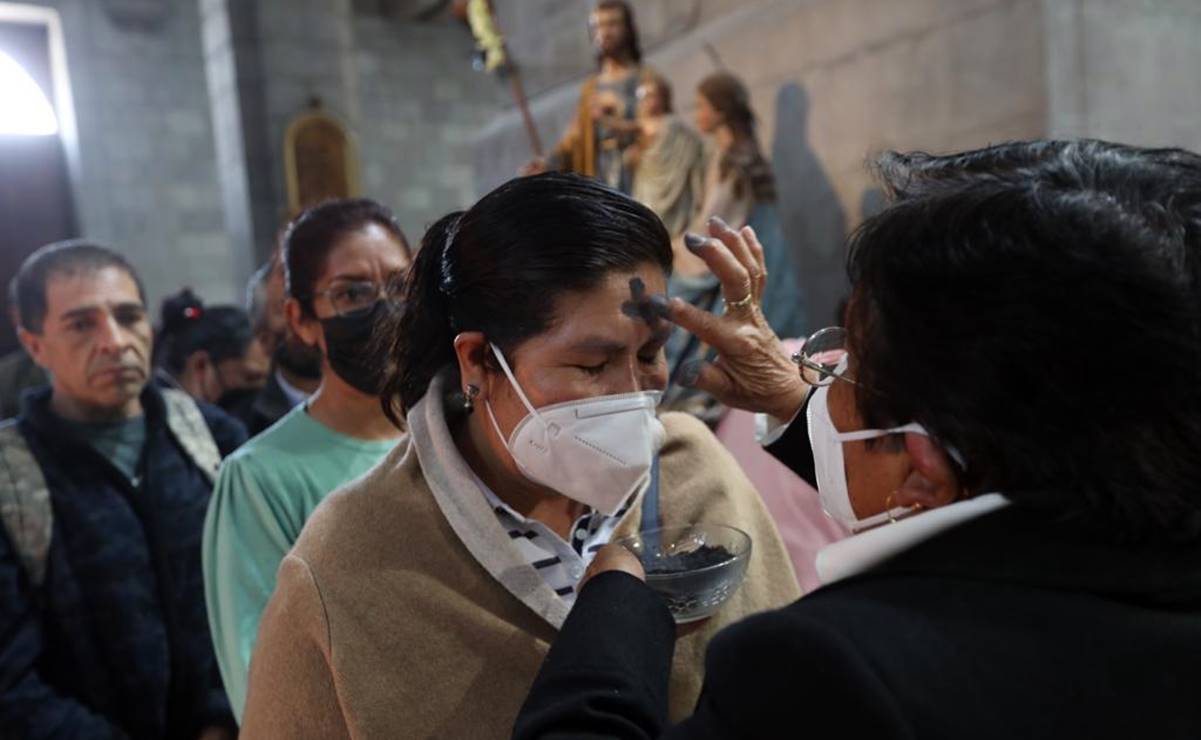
[885, 491, 925, 524]
[463, 384, 480, 412]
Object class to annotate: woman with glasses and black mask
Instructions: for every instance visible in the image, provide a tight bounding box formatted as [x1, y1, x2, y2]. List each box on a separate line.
[238, 174, 799, 739]
[512, 140, 1201, 739]
[203, 198, 411, 723]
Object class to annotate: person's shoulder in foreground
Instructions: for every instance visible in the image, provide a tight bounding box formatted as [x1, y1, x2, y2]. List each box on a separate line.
[517, 503, 1201, 740]
[513, 139, 1201, 740]
[236, 438, 416, 738]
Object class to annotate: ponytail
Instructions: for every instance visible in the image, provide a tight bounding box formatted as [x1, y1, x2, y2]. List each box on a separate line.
[380, 211, 465, 425]
[155, 289, 255, 375]
[156, 289, 205, 372]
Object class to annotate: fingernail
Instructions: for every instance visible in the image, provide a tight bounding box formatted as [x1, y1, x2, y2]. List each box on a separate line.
[684, 233, 708, 253]
[708, 216, 732, 232]
[679, 359, 704, 387]
[741, 224, 757, 240]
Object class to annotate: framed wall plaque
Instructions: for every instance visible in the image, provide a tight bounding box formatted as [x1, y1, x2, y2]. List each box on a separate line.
[283, 104, 361, 216]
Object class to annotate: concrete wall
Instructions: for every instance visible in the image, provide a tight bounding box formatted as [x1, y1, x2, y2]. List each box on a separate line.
[353, 16, 508, 238]
[207, 0, 506, 257]
[1044, 0, 1201, 151]
[15, 0, 238, 310]
[476, 0, 1048, 330]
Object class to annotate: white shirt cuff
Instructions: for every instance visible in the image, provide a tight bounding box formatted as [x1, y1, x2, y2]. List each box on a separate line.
[754, 390, 809, 447]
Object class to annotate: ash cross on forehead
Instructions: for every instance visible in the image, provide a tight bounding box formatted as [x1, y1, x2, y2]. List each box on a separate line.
[620, 277, 673, 345]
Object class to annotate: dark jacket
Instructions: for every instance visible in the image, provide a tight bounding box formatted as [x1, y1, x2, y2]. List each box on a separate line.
[240, 371, 299, 437]
[0, 385, 246, 739]
[514, 422, 1201, 738]
[764, 394, 815, 486]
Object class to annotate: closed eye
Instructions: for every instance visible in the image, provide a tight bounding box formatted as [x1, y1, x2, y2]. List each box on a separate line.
[576, 362, 608, 376]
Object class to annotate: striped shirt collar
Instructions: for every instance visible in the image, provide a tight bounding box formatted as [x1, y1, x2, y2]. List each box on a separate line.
[472, 474, 636, 606]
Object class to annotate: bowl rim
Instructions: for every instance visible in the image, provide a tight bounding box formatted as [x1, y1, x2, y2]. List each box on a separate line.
[615, 522, 753, 581]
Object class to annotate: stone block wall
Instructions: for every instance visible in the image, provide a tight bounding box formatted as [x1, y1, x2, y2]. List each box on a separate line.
[353, 17, 508, 238]
[209, 0, 507, 258]
[1044, 0, 1201, 151]
[18, 0, 237, 310]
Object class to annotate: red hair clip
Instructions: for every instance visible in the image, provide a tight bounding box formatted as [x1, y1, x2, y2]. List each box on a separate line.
[183, 306, 203, 320]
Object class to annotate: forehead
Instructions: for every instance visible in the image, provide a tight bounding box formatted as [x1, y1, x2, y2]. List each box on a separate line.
[540, 265, 667, 340]
[43, 266, 143, 314]
[321, 223, 410, 280]
[591, 7, 624, 25]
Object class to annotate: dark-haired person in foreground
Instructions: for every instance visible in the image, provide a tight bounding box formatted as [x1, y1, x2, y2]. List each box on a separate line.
[513, 140, 1201, 739]
[239, 174, 798, 738]
[0, 241, 246, 739]
[154, 289, 270, 415]
[203, 198, 411, 722]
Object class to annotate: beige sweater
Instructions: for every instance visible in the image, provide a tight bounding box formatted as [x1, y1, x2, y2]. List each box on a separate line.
[241, 381, 799, 739]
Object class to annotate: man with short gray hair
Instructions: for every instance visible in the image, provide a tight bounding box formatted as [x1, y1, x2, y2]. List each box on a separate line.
[0, 240, 246, 739]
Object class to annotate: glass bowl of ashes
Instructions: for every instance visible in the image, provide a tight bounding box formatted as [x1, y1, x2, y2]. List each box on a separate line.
[615, 523, 752, 624]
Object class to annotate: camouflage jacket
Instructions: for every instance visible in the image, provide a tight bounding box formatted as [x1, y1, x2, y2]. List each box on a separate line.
[0, 384, 246, 739]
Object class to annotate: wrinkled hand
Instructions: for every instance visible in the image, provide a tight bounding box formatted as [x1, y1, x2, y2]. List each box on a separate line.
[580, 543, 646, 589]
[670, 218, 810, 421]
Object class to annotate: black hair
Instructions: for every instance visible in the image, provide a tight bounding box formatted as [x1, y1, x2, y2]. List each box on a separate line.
[15, 239, 145, 333]
[283, 198, 410, 316]
[593, 0, 642, 66]
[846, 138, 1201, 543]
[697, 72, 776, 203]
[155, 288, 255, 374]
[382, 172, 672, 421]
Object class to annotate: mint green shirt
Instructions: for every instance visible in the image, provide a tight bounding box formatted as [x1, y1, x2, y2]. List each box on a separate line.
[202, 404, 399, 722]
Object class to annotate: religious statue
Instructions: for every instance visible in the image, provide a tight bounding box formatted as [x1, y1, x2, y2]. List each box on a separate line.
[627, 72, 706, 241]
[523, 0, 644, 193]
[462, 0, 544, 158]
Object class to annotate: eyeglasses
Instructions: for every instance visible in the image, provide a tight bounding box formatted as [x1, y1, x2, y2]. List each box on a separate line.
[791, 326, 857, 387]
[310, 279, 402, 317]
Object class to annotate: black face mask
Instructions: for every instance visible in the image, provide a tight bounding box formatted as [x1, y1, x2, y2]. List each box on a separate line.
[319, 300, 399, 396]
[216, 385, 260, 417]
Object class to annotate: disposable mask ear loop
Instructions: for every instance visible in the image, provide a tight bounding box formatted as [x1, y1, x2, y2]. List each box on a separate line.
[488, 342, 545, 428]
[483, 399, 512, 449]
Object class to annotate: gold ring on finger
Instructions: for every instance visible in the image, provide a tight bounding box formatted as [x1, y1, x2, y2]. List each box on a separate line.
[726, 293, 754, 313]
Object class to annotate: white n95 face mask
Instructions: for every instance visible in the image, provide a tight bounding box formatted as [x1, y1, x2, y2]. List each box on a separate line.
[806, 384, 932, 532]
[484, 344, 666, 515]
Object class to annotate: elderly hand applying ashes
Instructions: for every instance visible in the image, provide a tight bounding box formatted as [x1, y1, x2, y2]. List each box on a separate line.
[668, 217, 810, 423]
[580, 216, 815, 591]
